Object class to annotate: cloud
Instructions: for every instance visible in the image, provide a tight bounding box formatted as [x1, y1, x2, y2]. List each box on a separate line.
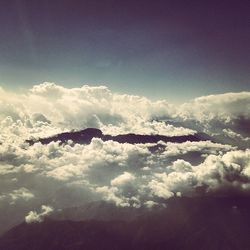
[0, 133, 237, 208]
[178, 92, 250, 122]
[101, 119, 195, 136]
[147, 149, 250, 200]
[25, 205, 54, 223]
[0, 82, 189, 139]
[0, 188, 34, 204]
[2, 83, 249, 143]
[1, 84, 249, 131]
[161, 140, 235, 157]
[0, 82, 250, 233]
[223, 128, 250, 142]
[111, 172, 136, 187]
[177, 92, 250, 142]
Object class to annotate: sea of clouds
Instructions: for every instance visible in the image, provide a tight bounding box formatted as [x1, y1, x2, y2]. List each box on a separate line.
[0, 82, 249, 228]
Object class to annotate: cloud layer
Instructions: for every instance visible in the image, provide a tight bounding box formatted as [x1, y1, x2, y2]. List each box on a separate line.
[0, 82, 249, 232]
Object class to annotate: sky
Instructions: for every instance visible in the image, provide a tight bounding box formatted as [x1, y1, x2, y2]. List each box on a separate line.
[0, 0, 250, 240]
[0, 0, 249, 102]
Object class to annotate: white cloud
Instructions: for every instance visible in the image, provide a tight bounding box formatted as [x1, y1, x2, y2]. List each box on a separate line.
[111, 172, 136, 187]
[101, 119, 195, 136]
[178, 92, 250, 122]
[0, 83, 191, 140]
[0, 132, 246, 208]
[25, 205, 54, 223]
[161, 140, 235, 157]
[0, 82, 250, 234]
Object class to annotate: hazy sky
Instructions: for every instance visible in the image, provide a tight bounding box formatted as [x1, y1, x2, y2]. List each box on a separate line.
[0, 0, 249, 101]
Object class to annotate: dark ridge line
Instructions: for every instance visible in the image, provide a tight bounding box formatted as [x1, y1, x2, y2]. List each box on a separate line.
[25, 128, 211, 146]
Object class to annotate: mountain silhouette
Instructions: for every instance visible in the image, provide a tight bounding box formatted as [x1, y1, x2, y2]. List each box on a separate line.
[26, 128, 211, 146]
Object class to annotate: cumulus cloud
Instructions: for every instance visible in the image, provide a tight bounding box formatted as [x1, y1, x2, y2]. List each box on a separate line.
[178, 92, 250, 122]
[25, 205, 54, 223]
[0, 82, 189, 140]
[111, 172, 136, 187]
[148, 149, 250, 200]
[0, 134, 238, 208]
[177, 92, 250, 142]
[1, 83, 249, 143]
[0, 82, 250, 233]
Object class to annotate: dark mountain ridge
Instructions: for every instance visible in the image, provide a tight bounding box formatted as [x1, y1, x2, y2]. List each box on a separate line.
[26, 128, 211, 146]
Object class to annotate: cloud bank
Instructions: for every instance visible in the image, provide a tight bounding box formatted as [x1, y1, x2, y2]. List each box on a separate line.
[0, 82, 249, 232]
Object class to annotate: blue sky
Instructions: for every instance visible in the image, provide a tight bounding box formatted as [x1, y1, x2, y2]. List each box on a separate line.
[0, 0, 249, 102]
